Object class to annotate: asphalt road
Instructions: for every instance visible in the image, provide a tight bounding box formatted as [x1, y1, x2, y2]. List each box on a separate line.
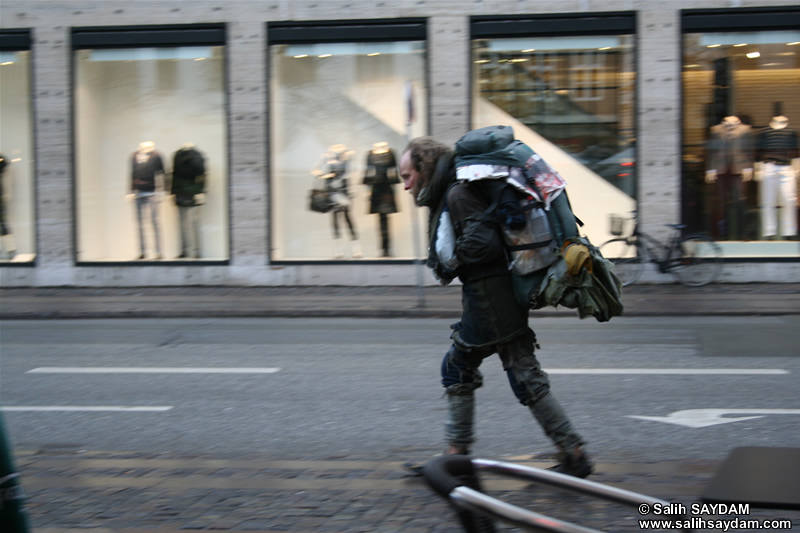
[2, 316, 798, 463]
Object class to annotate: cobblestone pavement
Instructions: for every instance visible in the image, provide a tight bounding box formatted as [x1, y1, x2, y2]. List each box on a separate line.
[16, 450, 800, 532]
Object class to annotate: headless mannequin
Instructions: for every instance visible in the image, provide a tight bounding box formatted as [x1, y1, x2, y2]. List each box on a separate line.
[315, 144, 361, 258]
[130, 141, 165, 259]
[706, 116, 754, 240]
[171, 142, 207, 258]
[363, 141, 400, 257]
[756, 116, 799, 239]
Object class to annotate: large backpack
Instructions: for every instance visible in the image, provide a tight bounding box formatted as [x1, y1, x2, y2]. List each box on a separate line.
[453, 126, 581, 273]
[451, 125, 624, 322]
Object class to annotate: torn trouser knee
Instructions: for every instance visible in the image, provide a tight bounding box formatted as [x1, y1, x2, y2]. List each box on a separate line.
[499, 331, 585, 451]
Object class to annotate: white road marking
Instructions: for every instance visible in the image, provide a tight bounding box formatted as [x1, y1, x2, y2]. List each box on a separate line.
[24, 367, 784, 375]
[628, 409, 800, 428]
[27, 367, 281, 374]
[548, 368, 788, 375]
[1, 406, 173, 412]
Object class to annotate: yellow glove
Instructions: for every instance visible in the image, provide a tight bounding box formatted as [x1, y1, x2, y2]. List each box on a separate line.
[563, 242, 592, 276]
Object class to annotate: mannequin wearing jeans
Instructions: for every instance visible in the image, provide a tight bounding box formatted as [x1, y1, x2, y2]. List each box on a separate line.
[130, 141, 165, 259]
[757, 116, 799, 240]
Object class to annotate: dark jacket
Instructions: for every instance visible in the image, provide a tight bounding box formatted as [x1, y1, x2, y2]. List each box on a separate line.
[364, 149, 399, 214]
[419, 152, 509, 285]
[171, 147, 206, 201]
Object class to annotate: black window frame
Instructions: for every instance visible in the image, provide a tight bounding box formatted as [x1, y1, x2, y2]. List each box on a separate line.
[679, 7, 800, 260]
[469, 12, 639, 199]
[0, 28, 37, 268]
[266, 18, 429, 266]
[70, 23, 231, 266]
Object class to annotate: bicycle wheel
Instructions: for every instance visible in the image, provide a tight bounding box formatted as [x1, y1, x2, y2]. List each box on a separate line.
[599, 238, 645, 287]
[670, 234, 723, 287]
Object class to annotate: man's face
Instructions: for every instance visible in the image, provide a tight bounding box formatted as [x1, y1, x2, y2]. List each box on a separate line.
[399, 151, 423, 201]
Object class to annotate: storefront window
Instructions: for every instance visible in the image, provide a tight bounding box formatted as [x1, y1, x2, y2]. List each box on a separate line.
[0, 31, 35, 263]
[269, 20, 427, 261]
[73, 26, 229, 262]
[471, 15, 636, 246]
[682, 21, 800, 257]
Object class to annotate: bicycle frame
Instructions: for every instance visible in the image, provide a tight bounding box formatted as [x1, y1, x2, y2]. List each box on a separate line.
[625, 222, 685, 274]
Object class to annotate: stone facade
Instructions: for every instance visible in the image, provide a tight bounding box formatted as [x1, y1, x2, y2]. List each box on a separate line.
[1, 0, 798, 286]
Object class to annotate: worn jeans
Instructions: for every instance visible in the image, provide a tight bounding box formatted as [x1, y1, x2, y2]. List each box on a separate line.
[441, 275, 585, 453]
[135, 192, 161, 257]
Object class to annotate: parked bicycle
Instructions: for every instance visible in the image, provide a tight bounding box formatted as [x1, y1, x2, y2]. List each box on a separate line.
[599, 212, 723, 287]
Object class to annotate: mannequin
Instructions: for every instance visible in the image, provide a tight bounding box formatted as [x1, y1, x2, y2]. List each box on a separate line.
[363, 142, 400, 257]
[314, 144, 361, 258]
[171, 142, 206, 258]
[705, 116, 754, 240]
[756, 116, 799, 240]
[0, 153, 16, 260]
[130, 141, 165, 259]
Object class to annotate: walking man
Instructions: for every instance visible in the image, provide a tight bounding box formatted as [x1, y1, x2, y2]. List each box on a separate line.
[399, 136, 593, 477]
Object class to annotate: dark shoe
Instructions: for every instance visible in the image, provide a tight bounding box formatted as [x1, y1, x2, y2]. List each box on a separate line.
[549, 450, 594, 478]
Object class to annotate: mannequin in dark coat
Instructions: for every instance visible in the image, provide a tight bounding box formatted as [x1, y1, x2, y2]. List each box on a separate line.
[363, 142, 400, 257]
[171, 144, 206, 258]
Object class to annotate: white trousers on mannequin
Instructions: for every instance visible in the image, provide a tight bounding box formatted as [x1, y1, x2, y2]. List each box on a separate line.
[760, 163, 797, 237]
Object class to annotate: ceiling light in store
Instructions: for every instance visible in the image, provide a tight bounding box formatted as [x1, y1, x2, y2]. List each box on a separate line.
[521, 48, 536, 52]
[318, 54, 332, 58]
[733, 43, 748, 47]
[598, 47, 611, 51]
[0, 61, 13, 66]
[788, 42, 800, 45]
[293, 54, 308, 58]
[509, 58, 527, 63]
[367, 53, 381, 56]
[707, 44, 722, 48]
[474, 59, 490, 64]
[684, 64, 701, 68]
[194, 58, 206, 61]
[746, 52, 761, 58]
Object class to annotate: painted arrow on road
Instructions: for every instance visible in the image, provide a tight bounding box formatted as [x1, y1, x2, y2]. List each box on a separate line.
[628, 409, 800, 428]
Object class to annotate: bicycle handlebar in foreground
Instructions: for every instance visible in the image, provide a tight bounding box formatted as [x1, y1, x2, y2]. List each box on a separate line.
[421, 456, 694, 532]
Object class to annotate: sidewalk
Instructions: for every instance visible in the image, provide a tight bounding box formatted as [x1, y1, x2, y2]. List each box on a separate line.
[17, 449, 800, 532]
[1, 283, 800, 319]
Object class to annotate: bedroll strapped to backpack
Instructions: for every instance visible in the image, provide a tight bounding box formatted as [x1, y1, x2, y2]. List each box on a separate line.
[453, 125, 624, 322]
